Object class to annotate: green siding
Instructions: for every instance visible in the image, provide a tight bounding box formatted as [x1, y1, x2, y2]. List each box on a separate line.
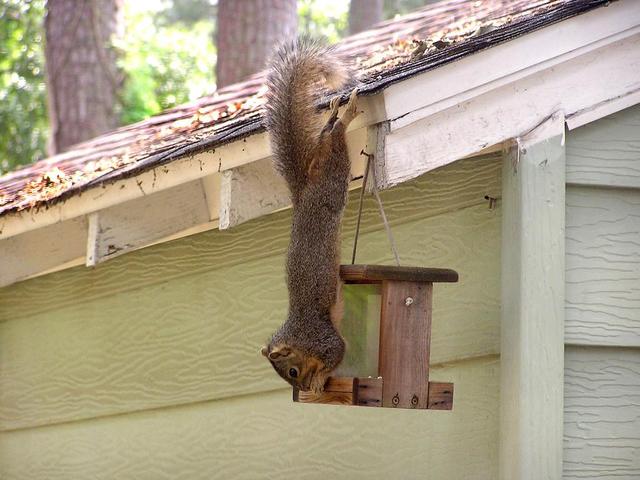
[0, 155, 502, 479]
[563, 104, 640, 479]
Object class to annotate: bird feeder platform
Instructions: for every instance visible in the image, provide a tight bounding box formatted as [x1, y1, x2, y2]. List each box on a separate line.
[293, 264, 458, 410]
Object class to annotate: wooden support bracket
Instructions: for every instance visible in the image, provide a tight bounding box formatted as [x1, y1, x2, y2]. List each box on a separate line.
[294, 377, 453, 410]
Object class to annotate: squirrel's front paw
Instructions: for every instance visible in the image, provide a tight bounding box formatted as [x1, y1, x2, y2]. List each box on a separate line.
[309, 369, 331, 395]
[340, 88, 360, 128]
[328, 95, 340, 121]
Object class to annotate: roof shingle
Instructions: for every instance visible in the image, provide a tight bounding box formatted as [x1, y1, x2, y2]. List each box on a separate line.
[0, 0, 610, 216]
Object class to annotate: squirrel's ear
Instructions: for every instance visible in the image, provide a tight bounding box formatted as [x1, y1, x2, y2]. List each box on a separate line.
[268, 345, 292, 360]
[260, 346, 269, 357]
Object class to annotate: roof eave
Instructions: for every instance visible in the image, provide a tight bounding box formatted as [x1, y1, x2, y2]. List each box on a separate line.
[1, 0, 639, 288]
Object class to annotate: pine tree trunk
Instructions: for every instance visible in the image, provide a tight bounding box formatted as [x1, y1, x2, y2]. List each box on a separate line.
[45, 0, 123, 154]
[349, 0, 383, 35]
[215, 0, 297, 89]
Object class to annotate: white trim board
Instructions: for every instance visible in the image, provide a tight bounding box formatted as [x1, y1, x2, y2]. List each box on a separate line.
[500, 112, 566, 480]
[0, 96, 382, 242]
[383, 1, 640, 130]
[380, 32, 640, 188]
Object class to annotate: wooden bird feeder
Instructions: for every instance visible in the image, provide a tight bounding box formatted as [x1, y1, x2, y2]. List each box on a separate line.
[293, 264, 458, 410]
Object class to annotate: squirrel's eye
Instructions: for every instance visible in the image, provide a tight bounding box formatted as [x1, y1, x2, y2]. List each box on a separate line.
[288, 367, 299, 378]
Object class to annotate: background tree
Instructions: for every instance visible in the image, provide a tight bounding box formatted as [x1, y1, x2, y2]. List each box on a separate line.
[157, 0, 216, 26]
[349, 0, 383, 35]
[0, 0, 47, 174]
[44, 0, 124, 154]
[298, 0, 347, 42]
[117, 1, 216, 125]
[215, 0, 298, 88]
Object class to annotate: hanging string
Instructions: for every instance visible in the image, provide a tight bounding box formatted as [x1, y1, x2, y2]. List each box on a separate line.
[351, 151, 371, 264]
[351, 151, 401, 266]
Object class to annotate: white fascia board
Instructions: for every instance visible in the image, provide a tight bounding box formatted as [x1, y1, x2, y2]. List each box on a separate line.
[0, 132, 270, 241]
[0, 216, 87, 287]
[384, 0, 640, 130]
[85, 179, 211, 266]
[0, 95, 383, 242]
[380, 29, 640, 187]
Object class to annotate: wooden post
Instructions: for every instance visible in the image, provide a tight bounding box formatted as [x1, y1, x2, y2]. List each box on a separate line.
[379, 280, 432, 408]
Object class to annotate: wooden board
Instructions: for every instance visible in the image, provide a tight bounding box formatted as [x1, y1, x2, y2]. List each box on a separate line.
[294, 377, 355, 405]
[340, 264, 458, 284]
[293, 377, 384, 407]
[427, 382, 454, 410]
[353, 377, 384, 407]
[85, 179, 211, 265]
[294, 378, 451, 410]
[0, 217, 86, 288]
[379, 281, 432, 409]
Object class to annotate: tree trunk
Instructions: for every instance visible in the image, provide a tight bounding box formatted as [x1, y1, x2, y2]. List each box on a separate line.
[349, 0, 383, 35]
[45, 0, 123, 154]
[215, 0, 297, 89]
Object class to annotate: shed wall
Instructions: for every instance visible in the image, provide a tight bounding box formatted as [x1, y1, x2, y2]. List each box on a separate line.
[0, 156, 502, 479]
[563, 104, 640, 479]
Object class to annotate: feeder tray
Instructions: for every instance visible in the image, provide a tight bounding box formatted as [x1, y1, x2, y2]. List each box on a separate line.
[293, 264, 458, 410]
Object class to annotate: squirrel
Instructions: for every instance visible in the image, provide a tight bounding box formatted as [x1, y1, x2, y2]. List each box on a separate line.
[261, 37, 360, 394]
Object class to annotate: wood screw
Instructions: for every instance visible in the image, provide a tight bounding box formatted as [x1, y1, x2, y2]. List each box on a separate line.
[405, 296, 414, 306]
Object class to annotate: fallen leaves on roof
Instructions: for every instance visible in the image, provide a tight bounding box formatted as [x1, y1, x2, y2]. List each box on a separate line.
[0, 0, 606, 216]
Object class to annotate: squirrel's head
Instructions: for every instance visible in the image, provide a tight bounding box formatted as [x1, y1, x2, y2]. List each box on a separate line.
[261, 343, 332, 393]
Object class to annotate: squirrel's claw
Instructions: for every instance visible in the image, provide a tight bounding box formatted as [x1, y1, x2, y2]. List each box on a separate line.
[328, 95, 340, 121]
[340, 88, 360, 128]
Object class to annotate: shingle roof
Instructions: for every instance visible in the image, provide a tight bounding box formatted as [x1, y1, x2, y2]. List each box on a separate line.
[0, 0, 610, 216]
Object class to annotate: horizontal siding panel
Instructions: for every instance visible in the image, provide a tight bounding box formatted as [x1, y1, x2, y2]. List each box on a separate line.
[566, 104, 640, 189]
[564, 346, 640, 479]
[0, 357, 499, 480]
[0, 154, 501, 322]
[0, 202, 499, 431]
[565, 187, 640, 346]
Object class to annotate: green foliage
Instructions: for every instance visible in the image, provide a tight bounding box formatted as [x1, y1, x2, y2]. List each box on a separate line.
[298, 0, 348, 44]
[156, 0, 216, 27]
[117, 3, 216, 125]
[0, 0, 47, 175]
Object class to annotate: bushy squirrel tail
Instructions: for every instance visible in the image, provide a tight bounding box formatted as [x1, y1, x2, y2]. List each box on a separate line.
[265, 37, 350, 196]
